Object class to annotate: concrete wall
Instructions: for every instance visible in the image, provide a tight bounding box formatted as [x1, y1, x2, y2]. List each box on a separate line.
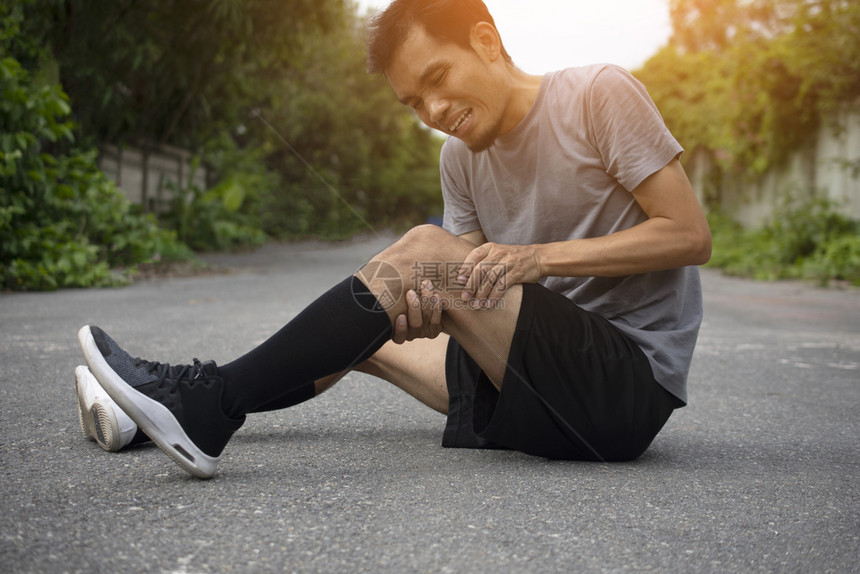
[688, 102, 860, 228]
[816, 104, 860, 218]
[98, 144, 207, 213]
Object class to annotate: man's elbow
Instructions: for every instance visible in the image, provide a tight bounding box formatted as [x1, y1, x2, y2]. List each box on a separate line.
[690, 224, 712, 266]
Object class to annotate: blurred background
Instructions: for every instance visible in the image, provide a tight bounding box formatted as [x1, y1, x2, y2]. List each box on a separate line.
[1, 0, 858, 291]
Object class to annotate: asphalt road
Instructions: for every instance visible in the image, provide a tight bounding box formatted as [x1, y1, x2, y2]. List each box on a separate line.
[1, 233, 858, 573]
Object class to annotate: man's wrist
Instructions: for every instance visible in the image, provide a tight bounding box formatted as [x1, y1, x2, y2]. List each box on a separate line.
[533, 240, 580, 279]
[533, 242, 556, 279]
[533, 243, 550, 280]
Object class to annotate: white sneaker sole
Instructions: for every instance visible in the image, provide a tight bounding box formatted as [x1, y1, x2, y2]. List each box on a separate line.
[75, 365, 140, 451]
[78, 325, 218, 479]
[76, 365, 124, 451]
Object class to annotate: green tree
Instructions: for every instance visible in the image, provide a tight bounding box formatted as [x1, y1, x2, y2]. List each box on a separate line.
[32, 0, 443, 242]
[638, 0, 860, 177]
[256, 9, 443, 237]
[35, 0, 342, 150]
[1, 2, 190, 290]
[637, 0, 860, 284]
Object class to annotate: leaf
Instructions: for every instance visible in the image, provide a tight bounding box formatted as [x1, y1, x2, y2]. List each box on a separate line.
[221, 180, 245, 212]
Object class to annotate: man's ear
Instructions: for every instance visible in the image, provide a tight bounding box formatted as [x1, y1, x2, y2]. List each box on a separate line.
[469, 21, 502, 63]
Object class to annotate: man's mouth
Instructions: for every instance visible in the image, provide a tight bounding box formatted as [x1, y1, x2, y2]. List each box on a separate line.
[449, 110, 472, 133]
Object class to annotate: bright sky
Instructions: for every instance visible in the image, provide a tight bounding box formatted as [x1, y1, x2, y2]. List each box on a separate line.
[355, 0, 673, 72]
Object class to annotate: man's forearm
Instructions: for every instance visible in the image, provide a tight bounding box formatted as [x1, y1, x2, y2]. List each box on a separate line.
[536, 216, 712, 278]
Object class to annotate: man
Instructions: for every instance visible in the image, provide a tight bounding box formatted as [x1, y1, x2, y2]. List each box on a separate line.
[76, 0, 711, 478]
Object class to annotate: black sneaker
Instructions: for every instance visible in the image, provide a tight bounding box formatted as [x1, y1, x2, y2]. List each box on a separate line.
[78, 325, 244, 478]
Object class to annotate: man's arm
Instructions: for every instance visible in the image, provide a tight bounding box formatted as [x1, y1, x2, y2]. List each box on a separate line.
[458, 229, 487, 247]
[539, 158, 711, 276]
[459, 158, 712, 301]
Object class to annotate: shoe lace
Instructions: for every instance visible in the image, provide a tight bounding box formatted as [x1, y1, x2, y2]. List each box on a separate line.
[132, 357, 213, 390]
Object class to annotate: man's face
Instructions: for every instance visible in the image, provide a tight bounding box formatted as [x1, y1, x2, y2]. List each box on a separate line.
[385, 25, 507, 152]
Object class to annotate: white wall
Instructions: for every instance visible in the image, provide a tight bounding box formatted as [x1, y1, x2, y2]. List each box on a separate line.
[98, 144, 207, 213]
[688, 102, 860, 227]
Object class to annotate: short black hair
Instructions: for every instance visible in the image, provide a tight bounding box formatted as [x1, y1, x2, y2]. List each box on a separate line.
[366, 0, 513, 74]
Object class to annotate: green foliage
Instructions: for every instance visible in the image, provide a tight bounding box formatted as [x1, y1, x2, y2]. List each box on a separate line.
[162, 157, 266, 252]
[644, 0, 860, 287]
[707, 199, 860, 285]
[28, 0, 443, 244]
[803, 234, 860, 285]
[3, 0, 447, 292]
[35, 0, 342, 150]
[637, 0, 860, 179]
[242, 7, 444, 239]
[0, 29, 192, 290]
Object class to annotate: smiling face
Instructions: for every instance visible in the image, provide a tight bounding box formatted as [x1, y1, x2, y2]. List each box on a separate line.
[384, 23, 512, 152]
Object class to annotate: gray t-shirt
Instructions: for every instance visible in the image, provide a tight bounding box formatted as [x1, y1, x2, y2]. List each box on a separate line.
[440, 64, 702, 403]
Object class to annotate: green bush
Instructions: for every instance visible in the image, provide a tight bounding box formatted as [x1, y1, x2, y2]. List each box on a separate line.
[706, 199, 860, 285]
[159, 137, 269, 252]
[163, 170, 266, 252]
[0, 54, 192, 290]
[802, 233, 860, 285]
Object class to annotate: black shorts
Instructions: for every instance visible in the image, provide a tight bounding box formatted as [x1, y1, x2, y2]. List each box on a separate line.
[442, 283, 682, 461]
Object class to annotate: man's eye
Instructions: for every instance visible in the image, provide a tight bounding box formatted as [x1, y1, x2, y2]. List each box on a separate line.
[433, 70, 448, 86]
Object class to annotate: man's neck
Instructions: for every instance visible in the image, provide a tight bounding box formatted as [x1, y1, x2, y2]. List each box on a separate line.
[499, 67, 544, 136]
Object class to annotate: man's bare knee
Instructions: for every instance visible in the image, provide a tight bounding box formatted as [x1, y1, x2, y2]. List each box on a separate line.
[356, 225, 477, 322]
[374, 224, 470, 272]
[391, 224, 458, 255]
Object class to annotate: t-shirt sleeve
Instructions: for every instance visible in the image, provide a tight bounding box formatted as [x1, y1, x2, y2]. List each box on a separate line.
[440, 138, 481, 236]
[587, 65, 683, 191]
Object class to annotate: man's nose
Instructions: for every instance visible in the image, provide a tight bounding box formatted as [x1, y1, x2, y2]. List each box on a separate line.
[426, 97, 449, 126]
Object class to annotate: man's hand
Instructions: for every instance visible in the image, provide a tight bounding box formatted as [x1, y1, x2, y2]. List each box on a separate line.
[391, 280, 443, 344]
[457, 242, 543, 304]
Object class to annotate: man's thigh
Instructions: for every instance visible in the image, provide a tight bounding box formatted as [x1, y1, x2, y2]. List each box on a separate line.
[444, 283, 680, 461]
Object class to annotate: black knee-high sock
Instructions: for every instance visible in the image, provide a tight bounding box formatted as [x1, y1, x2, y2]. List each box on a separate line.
[218, 276, 392, 419]
[247, 385, 315, 414]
